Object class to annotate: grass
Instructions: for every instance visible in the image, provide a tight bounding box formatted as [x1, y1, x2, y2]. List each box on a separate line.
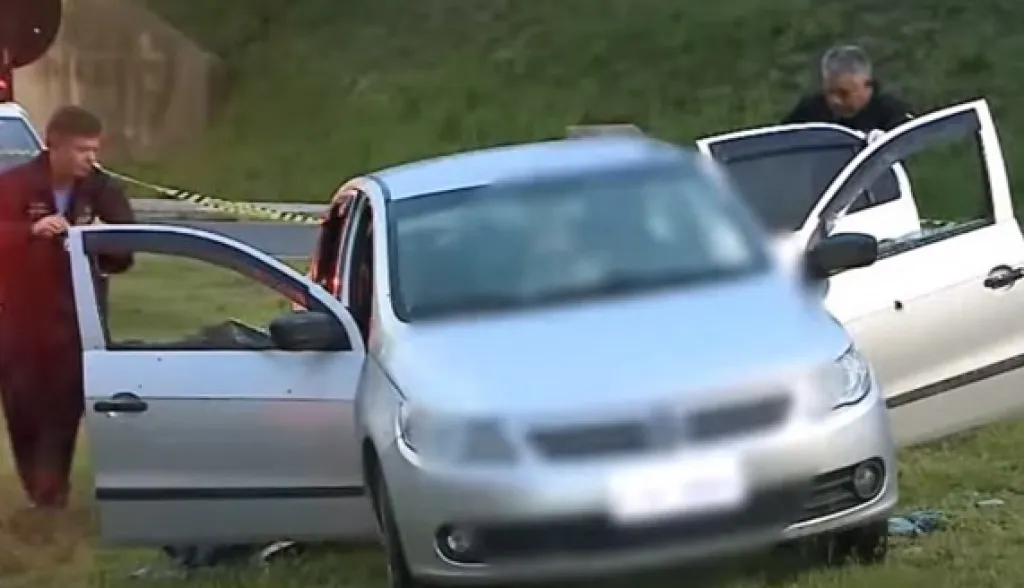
[120, 0, 1024, 220]
[3, 257, 1024, 586]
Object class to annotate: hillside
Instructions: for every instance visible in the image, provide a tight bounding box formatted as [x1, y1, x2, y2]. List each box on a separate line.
[136, 0, 1024, 210]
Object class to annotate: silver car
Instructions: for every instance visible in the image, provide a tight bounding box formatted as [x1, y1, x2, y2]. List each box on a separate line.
[73, 137, 895, 586]
[321, 137, 896, 585]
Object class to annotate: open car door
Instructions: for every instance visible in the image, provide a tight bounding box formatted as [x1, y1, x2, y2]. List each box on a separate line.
[696, 124, 917, 240]
[807, 99, 1024, 445]
[69, 224, 375, 546]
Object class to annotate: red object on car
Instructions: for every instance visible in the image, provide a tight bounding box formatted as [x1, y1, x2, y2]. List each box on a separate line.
[0, 0, 63, 101]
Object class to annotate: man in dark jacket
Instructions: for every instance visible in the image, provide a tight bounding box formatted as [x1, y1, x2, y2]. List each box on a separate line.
[783, 45, 913, 132]
[0, 105, 134, 510]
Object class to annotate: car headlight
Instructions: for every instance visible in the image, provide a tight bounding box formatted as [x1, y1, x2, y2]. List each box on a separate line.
[397, 402, 517, 465]
[825, 346, 874, 409]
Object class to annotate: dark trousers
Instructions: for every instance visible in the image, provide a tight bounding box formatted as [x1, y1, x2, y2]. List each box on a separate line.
[0, 342, 84, 509]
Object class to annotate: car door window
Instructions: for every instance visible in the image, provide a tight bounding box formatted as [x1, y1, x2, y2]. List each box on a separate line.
[83, 229, 345, 351]
[816, 108, 989, 245]
[701, 126, 902, 232]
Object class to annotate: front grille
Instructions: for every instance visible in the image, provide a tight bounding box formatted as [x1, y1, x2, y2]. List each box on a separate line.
[797, 460, 883, 523]
[687, 395, 792, 442]
[470, 482, 810, 562]
[529, 394, 792, 460]
[530, 421, 649, 459]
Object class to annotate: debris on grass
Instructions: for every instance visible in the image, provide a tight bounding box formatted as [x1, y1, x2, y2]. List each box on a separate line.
[888, 510, 946, 537]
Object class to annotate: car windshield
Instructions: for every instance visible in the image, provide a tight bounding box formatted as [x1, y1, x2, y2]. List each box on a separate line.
[722, 146, 857, 233]
[388, 163, 771, 321]
[0, 117, 40, 173]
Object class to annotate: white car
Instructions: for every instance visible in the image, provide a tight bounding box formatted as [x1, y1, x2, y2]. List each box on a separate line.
[694, 99, 1024, 446]
[0, 101, 42, 172]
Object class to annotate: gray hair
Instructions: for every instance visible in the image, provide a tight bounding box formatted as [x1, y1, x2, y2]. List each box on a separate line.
[820, 45, 873, 81]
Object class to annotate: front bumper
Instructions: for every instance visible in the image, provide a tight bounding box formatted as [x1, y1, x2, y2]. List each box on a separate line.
[378, 390, 897, 585]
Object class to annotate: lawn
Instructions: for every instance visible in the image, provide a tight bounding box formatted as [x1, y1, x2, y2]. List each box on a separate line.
[3, 258, 1024, 587]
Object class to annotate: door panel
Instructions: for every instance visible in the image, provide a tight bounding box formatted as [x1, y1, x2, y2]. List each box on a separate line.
[828, 222, 1024, 400]
[819, 100, 1024, 439]
[68, 225, 373, 546]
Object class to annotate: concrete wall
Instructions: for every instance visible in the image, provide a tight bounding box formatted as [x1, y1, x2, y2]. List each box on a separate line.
[13, 0, 222, 163]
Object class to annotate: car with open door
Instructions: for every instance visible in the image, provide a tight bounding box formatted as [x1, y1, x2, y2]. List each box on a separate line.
[296, 136, 897, 587]
[709, 99, 1024, 446]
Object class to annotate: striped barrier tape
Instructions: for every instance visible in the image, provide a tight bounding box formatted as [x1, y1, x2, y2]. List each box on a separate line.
[101, 169, 321, 225]
[0, 149, 973, 229]
[1, 149, 321, 224]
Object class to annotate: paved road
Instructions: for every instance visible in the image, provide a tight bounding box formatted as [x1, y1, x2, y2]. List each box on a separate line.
[162, 221, 318, 258]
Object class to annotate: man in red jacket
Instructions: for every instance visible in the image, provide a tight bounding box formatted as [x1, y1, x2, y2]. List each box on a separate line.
[0, 105, 134, 509]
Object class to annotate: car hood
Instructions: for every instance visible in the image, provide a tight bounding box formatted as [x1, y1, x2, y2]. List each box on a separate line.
[380, 273, 850, 416]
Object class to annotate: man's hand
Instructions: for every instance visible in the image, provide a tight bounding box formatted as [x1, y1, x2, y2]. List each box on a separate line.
[31, 214, 69, 238]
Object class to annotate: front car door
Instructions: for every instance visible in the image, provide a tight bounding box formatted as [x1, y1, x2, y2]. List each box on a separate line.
[696, 124, 916, 240]
[809, 100, 1024, 444]
[69, 224, 375, 546]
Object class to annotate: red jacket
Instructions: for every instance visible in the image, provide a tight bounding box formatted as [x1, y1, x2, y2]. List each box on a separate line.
[0, 154, 134, 356]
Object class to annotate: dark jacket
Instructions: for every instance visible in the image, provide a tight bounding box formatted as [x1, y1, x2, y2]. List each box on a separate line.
[782, 86, 913, 132]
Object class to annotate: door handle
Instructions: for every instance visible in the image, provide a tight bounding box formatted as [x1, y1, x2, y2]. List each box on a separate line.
[93, 392, 148, 414]
[984, 266, 1024, 290]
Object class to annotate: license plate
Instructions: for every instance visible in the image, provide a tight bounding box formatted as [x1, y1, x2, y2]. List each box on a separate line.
[607, 452, 748, 523]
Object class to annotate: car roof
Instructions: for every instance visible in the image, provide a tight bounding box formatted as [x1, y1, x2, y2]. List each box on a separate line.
[372, 135, 693, 200]
[0, 102, 30, 119]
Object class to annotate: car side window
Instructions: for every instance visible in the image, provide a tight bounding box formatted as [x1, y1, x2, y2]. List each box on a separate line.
[87, 239, 329, 352]
[847, 168, 902, 214]
[310, 198, 355, 297]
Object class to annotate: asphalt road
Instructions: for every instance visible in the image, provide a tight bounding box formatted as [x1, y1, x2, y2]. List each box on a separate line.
[168, 221, 318, 258]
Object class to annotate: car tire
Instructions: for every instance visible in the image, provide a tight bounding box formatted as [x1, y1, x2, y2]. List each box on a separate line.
[373, 469, 430, 588]
[816, 520, 888, 566]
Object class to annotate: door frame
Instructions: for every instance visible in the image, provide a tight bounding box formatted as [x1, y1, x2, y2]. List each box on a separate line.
[800, 99, 1013, 246]
[696, 123, 915, 234]
[69, 223, 365, 353]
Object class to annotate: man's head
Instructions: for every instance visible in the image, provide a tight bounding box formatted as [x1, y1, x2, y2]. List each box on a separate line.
[820, 45, 874, 118]
[44, 105, 103, 179]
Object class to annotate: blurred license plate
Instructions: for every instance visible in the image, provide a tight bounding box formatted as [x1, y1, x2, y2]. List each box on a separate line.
[607, 452, 748, 523]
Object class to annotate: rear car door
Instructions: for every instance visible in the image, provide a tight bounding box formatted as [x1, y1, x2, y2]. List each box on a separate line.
[696, 124, 915, 239]
[68, 224, 375, 546]
[809, 100, 1024, 444]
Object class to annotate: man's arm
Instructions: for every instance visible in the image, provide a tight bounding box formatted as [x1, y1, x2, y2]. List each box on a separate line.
[781, 95, 817, 124]
[92, 172, 136, 274]
[877, 94, 914, 131]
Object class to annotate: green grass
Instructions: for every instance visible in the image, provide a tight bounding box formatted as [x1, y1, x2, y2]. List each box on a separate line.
[122, 0, 1024, 221]
[2, 257, 1024, 586]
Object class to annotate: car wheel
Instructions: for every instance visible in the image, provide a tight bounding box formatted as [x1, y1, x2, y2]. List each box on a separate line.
[373, 469, 429, 588]
[815, 520, 888, 566]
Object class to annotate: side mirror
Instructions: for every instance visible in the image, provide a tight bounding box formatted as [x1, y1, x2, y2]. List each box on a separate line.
[269, 311, 351, 352]
[805, 232, 879, 280]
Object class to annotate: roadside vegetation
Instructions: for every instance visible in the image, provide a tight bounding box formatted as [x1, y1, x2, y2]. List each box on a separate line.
[132, 0, 1024, 220]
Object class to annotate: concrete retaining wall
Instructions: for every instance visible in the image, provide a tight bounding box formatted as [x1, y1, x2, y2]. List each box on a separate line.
[13, 0, 222, 163]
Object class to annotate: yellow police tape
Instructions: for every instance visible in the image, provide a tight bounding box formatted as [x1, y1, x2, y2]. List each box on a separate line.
[0, 149, 321, 224]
